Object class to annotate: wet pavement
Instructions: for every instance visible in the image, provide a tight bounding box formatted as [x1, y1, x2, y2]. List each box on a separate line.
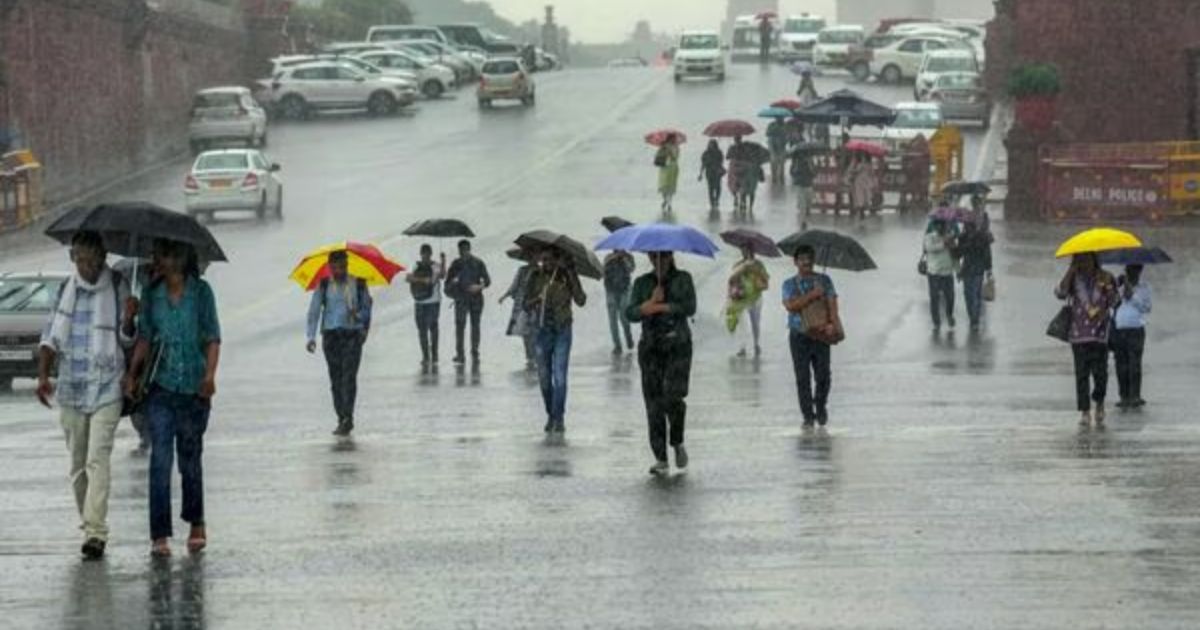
[3, 65, 1200, 629]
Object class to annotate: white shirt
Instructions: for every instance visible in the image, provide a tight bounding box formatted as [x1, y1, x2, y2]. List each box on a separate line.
[409, 261, 444, 305]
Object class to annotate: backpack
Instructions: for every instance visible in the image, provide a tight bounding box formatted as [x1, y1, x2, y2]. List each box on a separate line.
[603, 255, 631, 294]
[409, 261, 436, 301]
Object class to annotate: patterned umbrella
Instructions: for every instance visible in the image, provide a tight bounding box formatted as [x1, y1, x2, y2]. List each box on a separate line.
[290, 242, 405, 290]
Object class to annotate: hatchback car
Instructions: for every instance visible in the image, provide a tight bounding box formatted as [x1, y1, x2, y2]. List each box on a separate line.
[930, 72, 991, 128]
[355, 50, 457, 98]
[184, 149, 283, 221]
[0, 272, 67, 391]
[477, 59, 535, 108]
[188, 87, 268, 154]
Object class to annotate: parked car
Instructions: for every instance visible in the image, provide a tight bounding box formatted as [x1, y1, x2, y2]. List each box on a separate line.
[318, 42, 390, 56]
[438, 24, 520, 56]
[731, 15, 770, 63]
[355, 50, 456, 98]
[869, 35, 970, 83]
[915, 49, 981, 100]
[270, 55, 418, 86]
[881, 102, 943, 152]
[673, 31, 725, 82]
[366, 25, 449, 46]
[267, 61, 417, 119]
[777, 14, 826, 62]
[813, 25, 865, 68]
[929, 72, 991, 128]
[184, 149, 282, 221]
[0, 272, 67, 391]
[845, 32, 902, 81]
[394, 40, 479, 80]
[477, 58, 535, 108]
[188, 87, 268, 154]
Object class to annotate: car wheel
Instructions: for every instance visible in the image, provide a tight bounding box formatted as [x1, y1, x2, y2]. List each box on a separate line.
[281, 95, 309, 121]
[851, 62, 870, 82]
[256, 192, 268, 220]
[422, 80, 444, 99]
[274, 188, 283, 218]
[881, 65, 902, 84]
[368, 91, 397, 116]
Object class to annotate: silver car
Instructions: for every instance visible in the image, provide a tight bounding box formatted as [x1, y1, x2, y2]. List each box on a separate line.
[0, 272, 67, 391]
[929, 72, 991, 128]
[188, 87, 268, 154]
[184, 149, 283, 221]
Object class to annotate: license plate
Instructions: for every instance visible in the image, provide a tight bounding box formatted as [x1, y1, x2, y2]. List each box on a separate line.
[208, 179, 232, 189]
[0, 349, 32, 361]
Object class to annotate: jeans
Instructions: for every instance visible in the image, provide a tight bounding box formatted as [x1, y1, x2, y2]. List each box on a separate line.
[789, 331, 831, 421]
[454, 297, 484, 359]
[927, 274, 956, 327]
[1111, 327, 1145, 402]
[606, 290, 634, 351]
[147, 389, 210, 540]
[705, 173, 722, 207]
[323, 329, 364, 422]
[639, 333, 692, 462]
[60, 401, 122, 541]
[415, 302, 440, 361]
[1071, 342, 1109, 412]
[962, 273, 984, 326]
[533, 324, 573, 424]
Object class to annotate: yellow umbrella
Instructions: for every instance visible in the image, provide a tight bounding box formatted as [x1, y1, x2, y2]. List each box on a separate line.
[1054, 228, 1142, 258]
[289, 241, 405, 291]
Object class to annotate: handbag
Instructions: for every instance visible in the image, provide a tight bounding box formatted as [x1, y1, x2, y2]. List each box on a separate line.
[982, 274, 996, 302]
[917, 252, 928, 276]
[1046, 305, 1072, 343]
[799, 297, 845, 345]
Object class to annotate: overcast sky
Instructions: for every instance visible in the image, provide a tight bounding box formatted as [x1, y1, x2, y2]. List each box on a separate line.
[488, 0, 838, 44]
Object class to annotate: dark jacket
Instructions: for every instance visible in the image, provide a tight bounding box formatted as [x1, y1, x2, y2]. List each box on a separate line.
[625, 267, 696, 340]
[524, 265, 586, 329]
[445, 255, 491, 302]
[956, 229, 993, 277]
[701, 147, 726, 178]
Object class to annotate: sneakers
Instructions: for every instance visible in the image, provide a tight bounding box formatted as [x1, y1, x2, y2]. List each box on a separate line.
[674, 445, 688, 470]
[543, 418, 554, 433]
[81, 538, 105, 560]
[648, 461, 669, 476]
[452, 355, 466, 365]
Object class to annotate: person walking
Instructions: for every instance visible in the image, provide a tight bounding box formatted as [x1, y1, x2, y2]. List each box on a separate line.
[524, 249, 586, 434]
[1055, 253, 1119, 427]
[1112, 264, 1151, 409]
[766, 117, 789, 185]
[699, 140, 726, 211]
[445, 239, 491, 365]
[923, 219, 958, 332]
[782, 245, 840, 428]
[757, 17, 773, 64]
[37, 231, 137, 559]
[790, 145, 816, 215]
[796, 69, 819, 106]
[655, 134, 681, 212]
[603, 248, 636, 355]
[848, 153, 876, 221]
[306, 250, 372, 436]
[626, 252, 696, 475]
[498, 255, 536, 369]
[725, 246, 769, 357]
[406, 244, 445, 366]
[125, 239, 221, 558]
[956, 219, 993, 331]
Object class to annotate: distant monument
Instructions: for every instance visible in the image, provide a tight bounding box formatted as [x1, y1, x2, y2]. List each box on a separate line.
[541, 5, 559, 56]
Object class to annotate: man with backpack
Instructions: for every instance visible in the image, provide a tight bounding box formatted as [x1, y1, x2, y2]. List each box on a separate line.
[306, 250, 372, 437]
[406, 244, 446, 366]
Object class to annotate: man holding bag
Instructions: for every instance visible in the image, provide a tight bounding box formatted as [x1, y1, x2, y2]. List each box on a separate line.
[782, 245, 840, 429]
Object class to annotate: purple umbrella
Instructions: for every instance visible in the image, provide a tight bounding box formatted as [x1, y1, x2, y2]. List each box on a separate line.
[929, 205, 970, 223]
[720, 228, 781, 258]
[595, 223, 719, 258]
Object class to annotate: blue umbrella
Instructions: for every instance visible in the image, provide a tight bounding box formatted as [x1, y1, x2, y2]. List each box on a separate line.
[758, 106, 794, 119]
[791, 61, 815, 76]
[1098, 246, 1172, 266]
[595, 223, 720, 258]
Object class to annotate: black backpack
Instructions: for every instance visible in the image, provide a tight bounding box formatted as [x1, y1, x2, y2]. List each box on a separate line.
[409, 261, 436, 301]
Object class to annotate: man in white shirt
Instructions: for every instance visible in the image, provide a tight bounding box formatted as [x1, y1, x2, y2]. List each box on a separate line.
[406, 244, 446, 366]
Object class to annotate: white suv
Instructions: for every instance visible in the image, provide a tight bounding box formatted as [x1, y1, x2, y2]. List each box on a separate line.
[813, 25, 865, 68]
[673, 31, 725, 82]
[268, 62, 418, 119]
[777, 14, 826, 62]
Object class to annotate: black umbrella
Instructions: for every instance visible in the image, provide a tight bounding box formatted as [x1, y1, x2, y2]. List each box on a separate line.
[402, 219, 475, 238]
[601, 216, 634, 233]
[730, 141, 772, 165]
[45, 202, 227, 262]
[514, 229, 604, 280]
[795, 89, 896, 128]
[777, 229, 876, 272]
[941, 180, 992, 197]
[1098, 246, 1172, 266]
[720, 228, 782, 258]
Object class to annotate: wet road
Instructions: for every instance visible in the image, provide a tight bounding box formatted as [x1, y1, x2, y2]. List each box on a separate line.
[3, 65, 1200, 629]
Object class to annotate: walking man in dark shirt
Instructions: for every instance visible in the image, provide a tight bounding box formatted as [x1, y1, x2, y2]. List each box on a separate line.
[445, 239, 491, 364]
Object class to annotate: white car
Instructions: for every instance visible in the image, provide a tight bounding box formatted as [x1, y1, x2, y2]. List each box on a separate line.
[673, 31, 725, 82]
[267, 61, 417, 119]
[777, 14, 826, 62]
[270, 55, 418, 86]
[396, 40, 478, 80]
[915, 50, 981, 101]
[813, 25, 865, 68]
[881, 102, 943, 153]
[356, 50, 456, 98]
[870, 35, 971, 83]
[184, 149, 283, 220]
[188, 87, 267, 154]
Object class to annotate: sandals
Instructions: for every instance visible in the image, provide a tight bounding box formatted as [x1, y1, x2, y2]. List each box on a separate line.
[150, 539, 171, 558]
[187, 526, 207, 555]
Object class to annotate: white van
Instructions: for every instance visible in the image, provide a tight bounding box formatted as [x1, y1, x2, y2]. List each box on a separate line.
[673, 31, 726, 82]
[730, 15, 769, 63]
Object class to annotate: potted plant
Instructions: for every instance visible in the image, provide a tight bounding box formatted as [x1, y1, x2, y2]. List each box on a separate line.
[1009, 63, 1061, 131]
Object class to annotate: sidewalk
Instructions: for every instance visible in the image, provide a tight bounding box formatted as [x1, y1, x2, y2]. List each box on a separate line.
[972, 101, 1013, 219]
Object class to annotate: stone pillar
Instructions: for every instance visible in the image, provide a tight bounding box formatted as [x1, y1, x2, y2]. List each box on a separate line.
[1004, 122, 1070, 222]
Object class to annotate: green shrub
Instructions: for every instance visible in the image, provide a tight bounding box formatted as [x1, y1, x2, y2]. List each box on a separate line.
[1008, 63, 1061, 98]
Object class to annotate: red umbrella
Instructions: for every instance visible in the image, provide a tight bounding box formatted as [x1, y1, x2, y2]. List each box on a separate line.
[644, 129, 688, 146]
[704, 119, 756, 138]
[844, 140, 887, 157]
[771, 98, 805, 111]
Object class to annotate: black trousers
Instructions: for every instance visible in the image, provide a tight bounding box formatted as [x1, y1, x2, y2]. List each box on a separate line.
[927, 274, 955, 327]
[705, 173, 722, 206]
[415, 302, 441, 361]
[1071, 341, 1108, 412]
[639, 335, 693, 463]
[323, 329, 364, 422]
[1111, 327, 1145, 402]
[454, 297, 484, 359]
[789, 331, 831, 421]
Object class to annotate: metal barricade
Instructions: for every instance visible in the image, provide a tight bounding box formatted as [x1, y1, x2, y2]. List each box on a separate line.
[0, 150, 45, 233]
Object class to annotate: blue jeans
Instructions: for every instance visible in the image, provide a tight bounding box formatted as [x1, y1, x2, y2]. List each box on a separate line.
[961, 273, 984, 326]
[533, 324, 573, 424]
[606, 291, 633, 351]
[147, 388, 210, 540]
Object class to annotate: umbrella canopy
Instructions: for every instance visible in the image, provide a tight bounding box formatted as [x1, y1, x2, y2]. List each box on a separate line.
[1055, 228, 1143, 258]
[929, 205, 971, 223]
[596, 223, 720, 258]
[795, 89, 896, 128]
[729, 141, 771, 165]
[645, 129, 687, 146]
[514, 230, 604, 280]
[790, 62, 815, 76]
[506, 246, 532, 262]
[771, 98, 805, 111]
[704, 119, 756, 138]
[401, 218, 475, 239]
[720, 228, 782, 258]
[777, 229, 877, 271]
[290, 242, 405, 291]
[601, 216, 635, 233]
[758, 106, 795, 119]
[844, 140, 887, 157]
[45, 202, 227, 263]
[941, 180, 992, 197]
[1097, 246, 1172, 266]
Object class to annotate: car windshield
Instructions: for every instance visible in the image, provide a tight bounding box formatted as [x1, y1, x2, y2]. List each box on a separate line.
[484, 61, 520, 74]
[937, 74, 982, 90]
[679, 34, 719, 50]
[784, 18, 825, 33]
[0, 278, 62, 312]
[893, 109, 943, 129]
[196, 154, 249, 171]
[192, 93, 240, 109]
[819, 30, 861, 44]
[928, 56, 977, 72]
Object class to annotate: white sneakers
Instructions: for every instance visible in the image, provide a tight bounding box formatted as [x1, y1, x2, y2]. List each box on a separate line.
[648, 461, 669, 476]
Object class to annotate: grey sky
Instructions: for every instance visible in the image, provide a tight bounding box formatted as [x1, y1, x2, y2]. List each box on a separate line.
[489, 0, 838, 44]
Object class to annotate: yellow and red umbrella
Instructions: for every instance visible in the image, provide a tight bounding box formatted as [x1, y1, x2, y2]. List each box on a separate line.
[1054, 228, 1142, 259]
[289, 241, 405, 291]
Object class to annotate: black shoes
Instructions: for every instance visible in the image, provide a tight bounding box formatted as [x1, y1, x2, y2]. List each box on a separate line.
[333, 418, 353, 437]
[452, 355, 465, 365]
[81, 538, 105, 560]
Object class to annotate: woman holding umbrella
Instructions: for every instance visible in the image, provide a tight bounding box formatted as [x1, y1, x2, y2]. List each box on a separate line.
[721, 229, 777, 358]
[699, 140, 726, 211]
[523, 247, 587, 435]
[654, 133, 682, 213]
